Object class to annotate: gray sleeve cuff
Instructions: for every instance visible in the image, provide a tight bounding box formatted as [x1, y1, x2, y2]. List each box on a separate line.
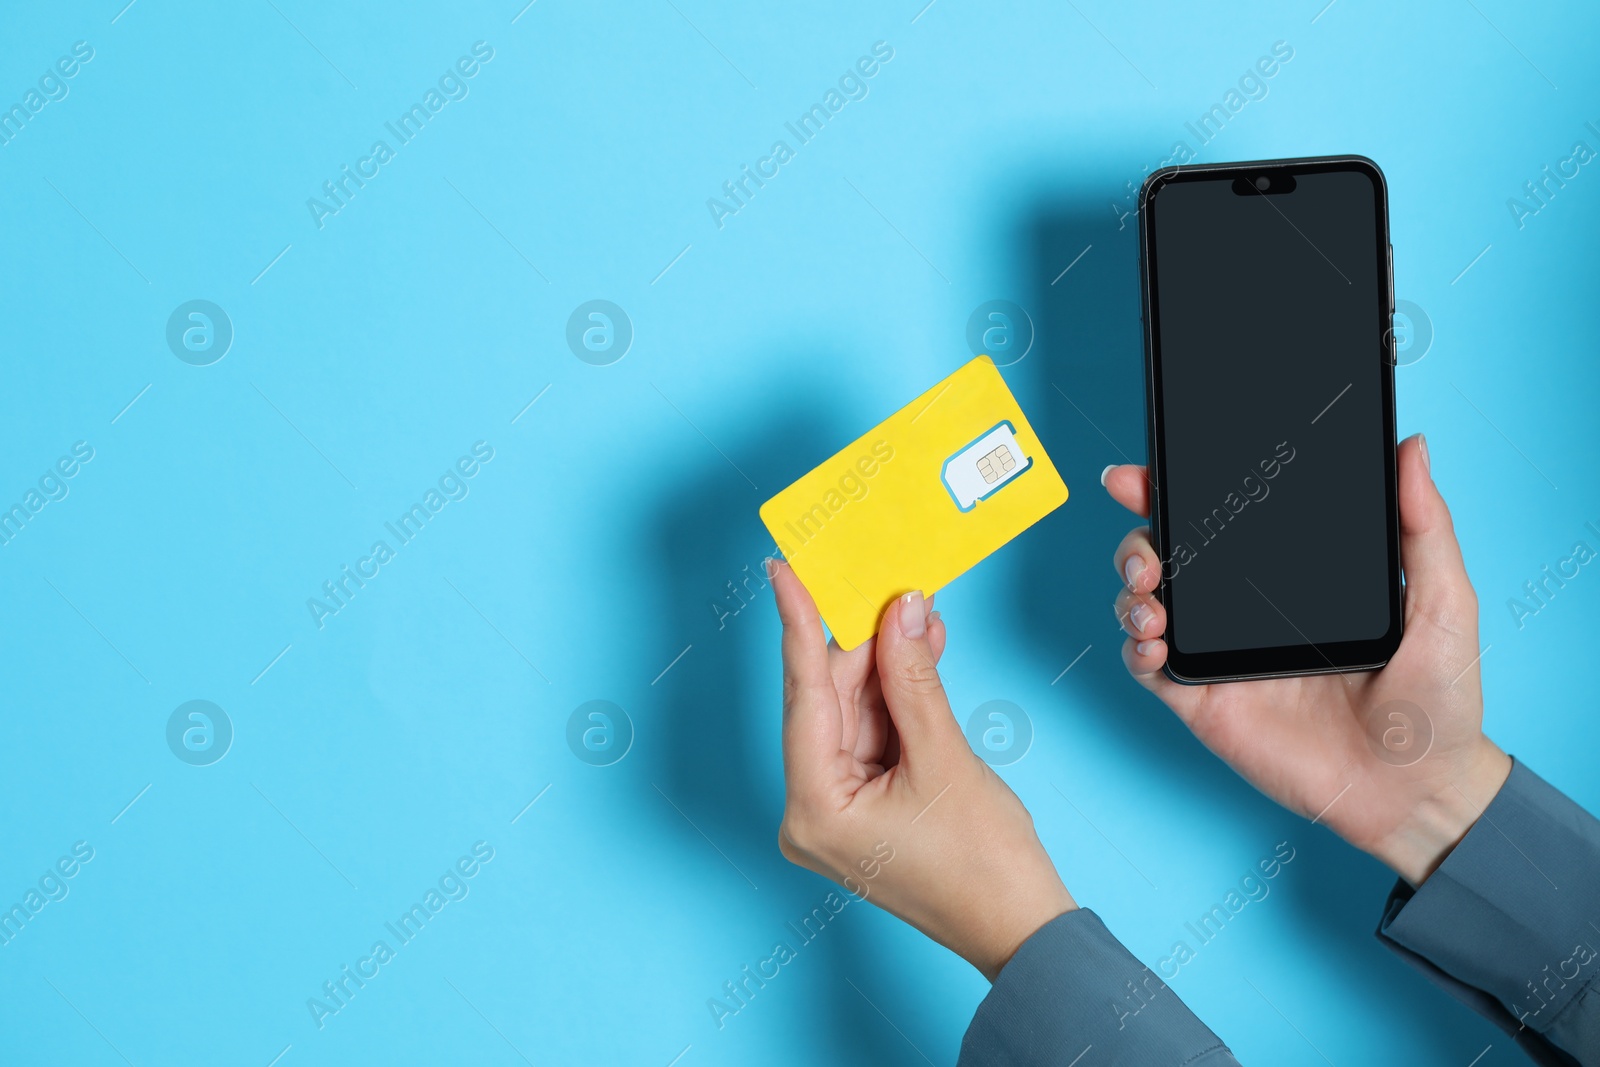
[959, 908, 1238, 1066]
[1377, 759, 1600, 1063]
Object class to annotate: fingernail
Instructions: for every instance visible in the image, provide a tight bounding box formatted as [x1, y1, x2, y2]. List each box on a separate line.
[928, 610, 942, 624]
[1418, 433, 1430, 474]
[1130, 603, 1154, 634]
[764, 557, 779, 580]
[1136, 639, 1160, 656]
[1100, 464, 1116, 487]
[1124, 556, 1145, 591]
[899, 591, 927, 639]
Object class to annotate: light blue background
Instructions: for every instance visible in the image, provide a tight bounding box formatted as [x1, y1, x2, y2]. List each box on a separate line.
[2, 1, 1597, 1064]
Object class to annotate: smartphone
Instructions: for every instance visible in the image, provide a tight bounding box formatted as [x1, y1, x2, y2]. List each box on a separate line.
[1137, 155, 1403, 684]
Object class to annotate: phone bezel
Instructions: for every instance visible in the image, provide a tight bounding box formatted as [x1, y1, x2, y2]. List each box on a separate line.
[1137, 155, 1404, 685]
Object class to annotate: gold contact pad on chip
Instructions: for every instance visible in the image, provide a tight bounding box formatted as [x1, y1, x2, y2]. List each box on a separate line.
[976, 444, 1016, 484]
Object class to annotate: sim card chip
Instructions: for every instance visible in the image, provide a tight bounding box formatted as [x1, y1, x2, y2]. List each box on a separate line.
[942, 422, 1032, 511]
[976, 444, 1016, 484]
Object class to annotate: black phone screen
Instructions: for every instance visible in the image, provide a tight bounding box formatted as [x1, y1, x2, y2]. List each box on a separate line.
[1141, 158, 1401, 680]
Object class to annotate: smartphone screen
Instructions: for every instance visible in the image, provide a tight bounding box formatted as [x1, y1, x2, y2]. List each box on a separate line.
[1139, 157, 1402, 682]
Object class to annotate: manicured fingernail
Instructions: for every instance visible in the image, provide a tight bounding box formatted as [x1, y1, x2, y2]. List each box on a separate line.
[1136, 639, 1160, 656]
[764, 557, 779, 579]
[1124, 556, 1145, 591]
[1418, 434, 1430, 473]
[899, 591, 927, 638]
[1130, 603, 1154, 634]
[1100, 464, 1116, 487]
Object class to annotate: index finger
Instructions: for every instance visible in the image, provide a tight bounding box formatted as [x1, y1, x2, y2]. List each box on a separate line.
[769, 559, 844, 783]
[1101, 464, 1151, 518]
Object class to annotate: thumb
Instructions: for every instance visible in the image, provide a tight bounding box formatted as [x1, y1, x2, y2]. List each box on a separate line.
[1398, 434, 1476, 622]
[875, 591, 964, 763]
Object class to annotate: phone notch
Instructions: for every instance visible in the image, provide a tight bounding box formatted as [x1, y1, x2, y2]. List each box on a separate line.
[1232, 172, 1299, 196]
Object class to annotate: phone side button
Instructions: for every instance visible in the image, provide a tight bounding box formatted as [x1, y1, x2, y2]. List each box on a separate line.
[1387, 243, 1394, 314]
[1387, 243, 1397, 364]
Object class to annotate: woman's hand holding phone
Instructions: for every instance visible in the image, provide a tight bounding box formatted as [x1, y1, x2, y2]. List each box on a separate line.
[1106, 434, 1512, 885]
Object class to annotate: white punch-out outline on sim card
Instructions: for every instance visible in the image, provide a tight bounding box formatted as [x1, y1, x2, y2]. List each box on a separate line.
[941, 420, 1033, 512]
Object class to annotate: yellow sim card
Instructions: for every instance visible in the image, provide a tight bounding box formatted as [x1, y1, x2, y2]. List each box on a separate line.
[759, 356, 1068, 650]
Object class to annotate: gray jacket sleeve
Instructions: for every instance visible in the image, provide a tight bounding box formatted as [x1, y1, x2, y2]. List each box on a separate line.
[958, 909, 1239, 1066]
[959, 760, 1598, 1066]
[1377, 759, 1600, 1066]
